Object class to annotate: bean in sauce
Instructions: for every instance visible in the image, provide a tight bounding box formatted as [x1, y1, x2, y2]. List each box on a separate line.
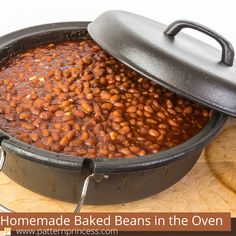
[0, 40, 210, 158]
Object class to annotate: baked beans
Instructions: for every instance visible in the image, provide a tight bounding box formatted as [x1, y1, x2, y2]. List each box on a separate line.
[0, 40, 210, 158]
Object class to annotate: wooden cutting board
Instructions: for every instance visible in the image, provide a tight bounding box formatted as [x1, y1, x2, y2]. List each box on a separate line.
[0, 119, 235, 215]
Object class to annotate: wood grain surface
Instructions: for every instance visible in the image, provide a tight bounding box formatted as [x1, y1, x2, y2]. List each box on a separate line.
[0, 119, 235, 215]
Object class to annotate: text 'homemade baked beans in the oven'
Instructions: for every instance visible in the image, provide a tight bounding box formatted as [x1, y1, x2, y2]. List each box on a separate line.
[0, 40, 210, 158]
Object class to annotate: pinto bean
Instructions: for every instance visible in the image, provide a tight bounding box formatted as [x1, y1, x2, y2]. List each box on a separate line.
[148, 129, 160, 137]
[119, 126, 131, 135]
[110, 94, 120, 103]
[60, 136, 69, 146]
[80, 99, 93, 113]
[19, 112, 31, 120]
[39, 111, 52, 120]
[127, 106, 137, 113]
[100, 91, 112, 101]
[144, 105, 154, 113]
[21, 122, 35, 130]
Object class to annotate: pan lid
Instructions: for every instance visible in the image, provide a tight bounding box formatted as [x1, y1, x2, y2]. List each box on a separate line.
[88, 10, 236, 117]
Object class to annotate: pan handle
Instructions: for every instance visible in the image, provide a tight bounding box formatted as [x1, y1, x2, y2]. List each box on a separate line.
[164, 20, 235, 66]
[74, 172, 108, 213]
[74, 173, 94, 213]
[0, 204, 12, 212]
[0, 146, 108, 212]
[0, 147, 12, 212]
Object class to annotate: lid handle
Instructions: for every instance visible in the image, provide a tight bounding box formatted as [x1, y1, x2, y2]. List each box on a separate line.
[164, 20, 235, 66]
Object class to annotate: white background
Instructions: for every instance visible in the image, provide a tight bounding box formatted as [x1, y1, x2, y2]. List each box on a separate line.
[1, 0, 236, 51]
